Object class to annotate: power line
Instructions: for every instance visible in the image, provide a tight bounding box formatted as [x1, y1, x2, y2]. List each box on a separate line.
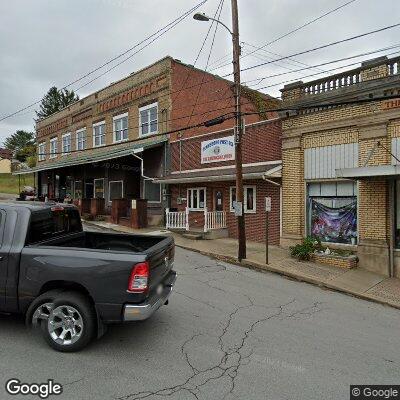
[224, 22, 400, 76]
[0, 0, 208, 123]
[211, 0, 358, 70]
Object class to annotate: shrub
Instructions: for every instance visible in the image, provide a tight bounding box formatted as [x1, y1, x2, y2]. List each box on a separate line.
[290, 236, 321, 261]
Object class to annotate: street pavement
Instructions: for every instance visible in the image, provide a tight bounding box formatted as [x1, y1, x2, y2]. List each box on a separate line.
[1, 227, 400, 399]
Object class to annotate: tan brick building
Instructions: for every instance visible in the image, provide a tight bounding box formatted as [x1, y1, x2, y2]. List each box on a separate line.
[280, 55, 400, 277]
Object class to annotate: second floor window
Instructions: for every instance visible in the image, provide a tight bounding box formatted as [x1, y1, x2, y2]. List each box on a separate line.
[62, 133, 71, 155]
[93, 121, 106, 147]
[49, 137, 58, 158]
[139, 102, 158, 136]
[76, 129, 86, 151]
[38, 142, 45, 161]
[113, 113, 128, 142]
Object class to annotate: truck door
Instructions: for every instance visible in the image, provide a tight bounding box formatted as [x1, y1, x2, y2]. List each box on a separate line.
[0, 210, 6, 308]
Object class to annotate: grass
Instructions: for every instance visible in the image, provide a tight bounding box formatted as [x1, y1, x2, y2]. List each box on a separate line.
[0, 173, 35, 194]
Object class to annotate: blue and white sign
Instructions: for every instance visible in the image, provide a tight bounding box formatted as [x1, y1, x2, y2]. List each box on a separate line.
[201, 136, 235, 164]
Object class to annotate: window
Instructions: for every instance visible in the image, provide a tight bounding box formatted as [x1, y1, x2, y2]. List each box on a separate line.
[187, 188, 206, 211]
[144, 180, 161, 203]
[94, 178, 104, 199]
[74, 181, 82, 199]
[49, 137, 58, 158]
[93, 121, 106, 147]
[230, 186, 256, 213]
[62, 133, 72, 155]
[109, 180, 124, 201]
[139, 102, 158, 136]
[307, 181, 357, 245]
[76, 128, 86, 151]
[26, 208, 82, 245]
[113, 113, 128, 142]
[38, 142, 46, 161]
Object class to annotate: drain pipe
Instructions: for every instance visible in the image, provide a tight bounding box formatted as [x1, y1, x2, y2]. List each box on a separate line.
[262, 174, 281, 187]
[132, 148, 154, 181]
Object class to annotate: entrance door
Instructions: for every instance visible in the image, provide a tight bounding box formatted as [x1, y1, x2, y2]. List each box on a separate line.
[85, 182, 94, 199]
[214, 189, 224, 211]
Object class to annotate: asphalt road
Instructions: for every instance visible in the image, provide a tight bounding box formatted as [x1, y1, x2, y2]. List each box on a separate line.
[1, 230, 400, 399]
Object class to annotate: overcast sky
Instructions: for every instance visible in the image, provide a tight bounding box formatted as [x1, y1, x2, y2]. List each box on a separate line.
[1, 0, 399, 144]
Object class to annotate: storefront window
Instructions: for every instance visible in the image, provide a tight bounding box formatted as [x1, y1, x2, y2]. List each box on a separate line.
[307, 181, 357, 245]
[94, 179, 104, 199]
[74, 181, 82, 199]
[109, 181, 124, 201]
[144, 180, 161, 203]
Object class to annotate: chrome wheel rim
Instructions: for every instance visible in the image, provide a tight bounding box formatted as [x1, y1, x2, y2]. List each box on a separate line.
[48, 305, 84, 346]
[32, 303, 53, 326]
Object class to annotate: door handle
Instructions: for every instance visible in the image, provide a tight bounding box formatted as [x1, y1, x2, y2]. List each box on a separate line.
[0, 256, 3, 261]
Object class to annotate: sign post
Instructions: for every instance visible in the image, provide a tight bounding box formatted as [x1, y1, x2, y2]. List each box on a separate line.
[265, 197, 271, 264]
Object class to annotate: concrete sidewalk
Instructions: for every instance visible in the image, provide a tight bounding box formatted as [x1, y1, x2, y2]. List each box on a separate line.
[85, 220, 400, 311]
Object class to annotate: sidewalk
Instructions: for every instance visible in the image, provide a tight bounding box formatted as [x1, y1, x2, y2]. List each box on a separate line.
[85, 220, 400, 310]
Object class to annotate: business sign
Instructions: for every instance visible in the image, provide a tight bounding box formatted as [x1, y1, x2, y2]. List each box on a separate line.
[201, 136, 235, 164]
[265, 197, 271, 212]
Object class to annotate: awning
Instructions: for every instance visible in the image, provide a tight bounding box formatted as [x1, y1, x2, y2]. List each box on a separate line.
[336, 165, 400, 180]
[13, 136, 167, 175]
[154, 162, 282, 184]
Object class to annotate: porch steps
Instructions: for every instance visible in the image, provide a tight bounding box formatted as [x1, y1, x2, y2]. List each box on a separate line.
[182, 232, 204, 240]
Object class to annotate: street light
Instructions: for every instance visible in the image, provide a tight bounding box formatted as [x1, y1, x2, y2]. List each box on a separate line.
[193, 2, 247, 261]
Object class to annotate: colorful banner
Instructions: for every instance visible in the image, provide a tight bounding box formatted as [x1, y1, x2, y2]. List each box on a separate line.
[311, 200, 357, 244]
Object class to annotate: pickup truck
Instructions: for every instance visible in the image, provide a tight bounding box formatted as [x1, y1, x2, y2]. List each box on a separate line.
[0, 202, 176, 352]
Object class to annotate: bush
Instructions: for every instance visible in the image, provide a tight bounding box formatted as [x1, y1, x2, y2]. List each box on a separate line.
[290, 236, 321, 261]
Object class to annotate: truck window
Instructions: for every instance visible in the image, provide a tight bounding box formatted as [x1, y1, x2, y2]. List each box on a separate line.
[26, 207, 82, 245]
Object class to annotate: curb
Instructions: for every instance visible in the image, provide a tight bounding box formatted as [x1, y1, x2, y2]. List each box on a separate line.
[175, 243, 400, 311]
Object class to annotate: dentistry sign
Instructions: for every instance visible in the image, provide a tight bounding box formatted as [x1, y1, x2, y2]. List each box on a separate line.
[201, 136, 235, 164]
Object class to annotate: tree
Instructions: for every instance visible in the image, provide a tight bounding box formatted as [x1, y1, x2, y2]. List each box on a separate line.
[4, 130, 35, 154]
[35, 86, 79, 121]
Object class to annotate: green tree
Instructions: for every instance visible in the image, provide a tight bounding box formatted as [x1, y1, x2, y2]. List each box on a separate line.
[35, 86, 79, 121]
[4, 130, 35, 154]
[15, 144, 36, 163]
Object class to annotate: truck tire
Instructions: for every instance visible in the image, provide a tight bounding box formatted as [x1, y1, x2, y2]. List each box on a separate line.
[35, 291, 96, 352]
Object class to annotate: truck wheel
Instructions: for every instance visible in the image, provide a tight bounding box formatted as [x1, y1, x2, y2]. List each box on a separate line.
[38, 291, 96, 352]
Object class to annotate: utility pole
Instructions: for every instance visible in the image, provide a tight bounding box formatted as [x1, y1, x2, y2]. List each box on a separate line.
[231, 0, 246, 261]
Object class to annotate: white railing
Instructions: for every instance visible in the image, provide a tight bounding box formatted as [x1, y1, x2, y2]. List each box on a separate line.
[165, 207, 189, 230]
[204, 208, 227, 232]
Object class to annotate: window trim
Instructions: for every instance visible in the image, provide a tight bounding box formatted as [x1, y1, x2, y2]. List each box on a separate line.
[108, 180, 124, 202]
[143, 179, 161, 203]
[94, 178, 105, 199]
[93, 120, 106, 147]
[49, 137, 58, 159]
[38, 142, 46, 161]
[229, 185, 257, 214]
[61, 132, 72, 156]
[139, 102, 158, 137]
[76, 128, 86, 151]
[113, 112, 129, 143]
[187, 187, 206, 211]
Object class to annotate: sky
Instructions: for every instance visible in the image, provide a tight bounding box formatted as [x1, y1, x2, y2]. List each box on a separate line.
[0, 0, 399, 145]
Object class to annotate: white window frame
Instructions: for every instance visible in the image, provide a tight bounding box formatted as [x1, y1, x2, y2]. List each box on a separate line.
[108, 180, 124, 202]
[113, 112, 128, 143]
[76, 128, 86, 151]
[93, 120, 106, 147]
[49, 137, 58, 159]
[61, 132, 72, 155]
[94, 178, 105, 199]
[143, 179, 161, 203]
[38, 142, 46, 161]
[139, 102, 158, 137]
[230, 185, 257, 214]
[187, 187, 206, 211]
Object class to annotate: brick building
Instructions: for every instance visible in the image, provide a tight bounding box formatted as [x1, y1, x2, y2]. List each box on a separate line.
[17, 56, 274, 228]
[280, 55, 400, 277]
[156, 118, 282, 244]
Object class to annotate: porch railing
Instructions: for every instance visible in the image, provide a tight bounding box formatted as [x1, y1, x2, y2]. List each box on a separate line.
[204, 209, 227, 232]
[165, 207, 189, 230]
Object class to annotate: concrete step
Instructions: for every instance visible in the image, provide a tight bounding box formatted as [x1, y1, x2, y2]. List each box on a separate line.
[182, 233, 204, 240]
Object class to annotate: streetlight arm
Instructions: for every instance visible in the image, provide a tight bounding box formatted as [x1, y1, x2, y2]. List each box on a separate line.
[206, 17, 233, 35]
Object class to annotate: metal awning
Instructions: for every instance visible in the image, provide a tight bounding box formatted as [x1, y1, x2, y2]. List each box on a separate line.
[154, 163, 282, 184]
[13, 136, 167, 175]
[336, 165, 400, 180]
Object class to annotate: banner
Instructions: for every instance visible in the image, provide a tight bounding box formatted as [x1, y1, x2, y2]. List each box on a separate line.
[201, 136, 235, 164]
[311, 200, 357, 244]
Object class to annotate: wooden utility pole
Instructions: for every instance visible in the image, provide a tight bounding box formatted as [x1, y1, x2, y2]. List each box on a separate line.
[231, 0, 246, 261]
